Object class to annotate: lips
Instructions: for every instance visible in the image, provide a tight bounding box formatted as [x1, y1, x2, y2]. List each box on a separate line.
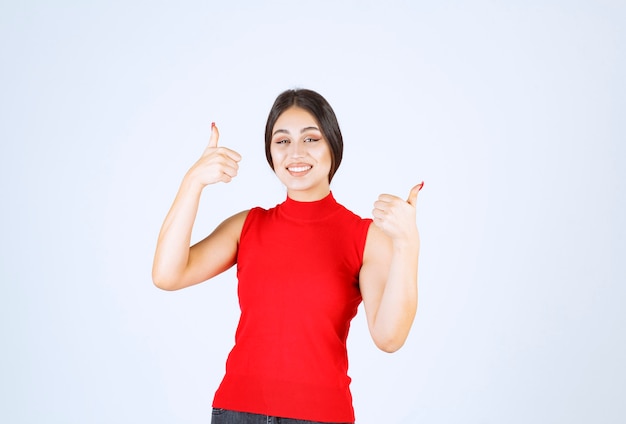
[287, 165, 312, 173]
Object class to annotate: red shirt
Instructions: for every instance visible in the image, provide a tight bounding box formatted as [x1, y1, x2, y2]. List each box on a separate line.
[213, 193, 372, 422]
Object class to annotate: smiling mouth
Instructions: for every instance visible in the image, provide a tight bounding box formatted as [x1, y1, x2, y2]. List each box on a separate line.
[287, 165, 312, 173]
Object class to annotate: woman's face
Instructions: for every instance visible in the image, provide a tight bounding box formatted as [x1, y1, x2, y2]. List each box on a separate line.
[270, 106, 332, 201]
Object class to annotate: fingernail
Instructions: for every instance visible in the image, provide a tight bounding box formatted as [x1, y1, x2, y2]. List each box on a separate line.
[211, 122, 215, 129]
[419, 181, 425, 191]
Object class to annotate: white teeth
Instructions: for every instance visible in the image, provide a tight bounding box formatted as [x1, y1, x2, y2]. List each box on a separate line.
[288, 166, 311, 172]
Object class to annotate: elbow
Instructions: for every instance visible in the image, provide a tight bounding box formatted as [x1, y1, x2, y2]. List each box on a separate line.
[373, 334, 408, 353]
[152, 269, 181, 291]
[152, 278, 177, 291]
[152, 258, 187, 290]
[376, 341, 405, 354]
[153, 279, 178, 291]
[371, 315, 415, 353]
[371, 310, 417, 353]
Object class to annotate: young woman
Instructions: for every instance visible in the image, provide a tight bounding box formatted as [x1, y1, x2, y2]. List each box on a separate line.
[152, 89, 423, 424]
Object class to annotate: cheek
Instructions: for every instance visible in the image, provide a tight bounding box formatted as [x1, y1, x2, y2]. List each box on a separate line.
[318, 145, 333, 167]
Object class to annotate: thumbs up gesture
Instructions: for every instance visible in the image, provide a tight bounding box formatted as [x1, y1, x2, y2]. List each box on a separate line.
[372, 182, 424, 243]
[186, 123, 242, 188]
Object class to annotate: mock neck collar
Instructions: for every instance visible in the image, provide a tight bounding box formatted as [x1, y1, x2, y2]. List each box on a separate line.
[279, 192, 340, 222]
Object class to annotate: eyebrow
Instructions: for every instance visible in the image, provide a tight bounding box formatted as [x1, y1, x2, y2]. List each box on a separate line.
[272, 126, 321, 136]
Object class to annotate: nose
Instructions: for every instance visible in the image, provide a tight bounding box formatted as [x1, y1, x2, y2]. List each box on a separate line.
[289, 140, 305, 157]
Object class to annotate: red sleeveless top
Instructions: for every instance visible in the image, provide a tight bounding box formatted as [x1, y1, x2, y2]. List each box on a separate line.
[212, 192, 372, 422]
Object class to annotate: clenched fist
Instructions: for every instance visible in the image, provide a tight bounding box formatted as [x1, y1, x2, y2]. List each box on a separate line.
[186, 123, 242, 188]
[372, 182, 424, 244]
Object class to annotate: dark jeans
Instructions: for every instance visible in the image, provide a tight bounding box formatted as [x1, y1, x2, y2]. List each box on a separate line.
[211, 408, 353, 424]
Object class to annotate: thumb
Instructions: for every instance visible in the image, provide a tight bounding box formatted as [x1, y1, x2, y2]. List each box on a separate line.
[204, 122, 220, 153]
[407, 181, 424, 206]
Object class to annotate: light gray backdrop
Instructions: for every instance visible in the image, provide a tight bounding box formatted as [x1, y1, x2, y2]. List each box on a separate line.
[1, 1, 624, 423]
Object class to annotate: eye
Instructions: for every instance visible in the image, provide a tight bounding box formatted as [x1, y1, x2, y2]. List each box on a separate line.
[304, 137, 320, 143]
[275, 139, 289, 144]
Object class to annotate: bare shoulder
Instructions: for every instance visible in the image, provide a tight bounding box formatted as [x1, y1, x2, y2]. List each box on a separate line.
[193, 209, 250, 249]
[363, 222, 393, 264]
[216, 209, 250, 242]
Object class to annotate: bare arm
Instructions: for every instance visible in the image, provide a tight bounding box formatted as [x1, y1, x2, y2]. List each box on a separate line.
[359, 183, 423, 352]
[152, 124, 244, 291]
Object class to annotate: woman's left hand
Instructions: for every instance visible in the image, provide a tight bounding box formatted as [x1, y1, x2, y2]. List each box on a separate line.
[372, 182, 423, 245]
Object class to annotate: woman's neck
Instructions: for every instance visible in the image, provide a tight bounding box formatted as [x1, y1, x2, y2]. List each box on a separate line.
[286, 186, 331, 202]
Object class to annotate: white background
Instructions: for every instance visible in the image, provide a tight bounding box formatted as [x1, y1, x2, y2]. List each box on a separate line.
[1, 1, 624, 423]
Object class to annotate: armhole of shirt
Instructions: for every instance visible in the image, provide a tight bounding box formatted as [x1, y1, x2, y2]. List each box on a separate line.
[358, 218, 374, 264]
[239, 207, 262, 243]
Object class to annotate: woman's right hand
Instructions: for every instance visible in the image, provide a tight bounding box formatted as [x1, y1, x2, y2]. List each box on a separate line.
[185, 123, 242, 188]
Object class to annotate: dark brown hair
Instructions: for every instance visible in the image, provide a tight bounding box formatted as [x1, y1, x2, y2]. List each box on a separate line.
[264, 88, 343, 183]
